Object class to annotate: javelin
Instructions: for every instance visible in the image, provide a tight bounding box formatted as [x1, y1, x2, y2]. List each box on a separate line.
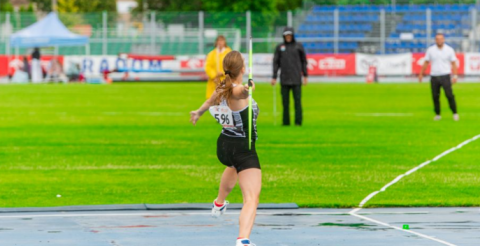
[248, 36, 253, 150]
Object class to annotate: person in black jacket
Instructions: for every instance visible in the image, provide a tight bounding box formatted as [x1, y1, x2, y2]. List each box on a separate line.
[31, 47, 42, 83]
[271, 27, 308, 126]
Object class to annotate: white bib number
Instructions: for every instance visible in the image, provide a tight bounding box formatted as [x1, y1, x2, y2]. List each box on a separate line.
[209, 105, 235, 129]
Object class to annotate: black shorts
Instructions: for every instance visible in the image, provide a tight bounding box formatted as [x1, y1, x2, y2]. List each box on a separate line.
[216, 134, 261, 173]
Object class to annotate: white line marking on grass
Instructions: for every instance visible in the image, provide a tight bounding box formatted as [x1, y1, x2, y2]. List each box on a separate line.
[350, 133, 480, 246]
[355, 113, 414, 117]
[357, 134, 480, 208]
[358, 191, 380, 207]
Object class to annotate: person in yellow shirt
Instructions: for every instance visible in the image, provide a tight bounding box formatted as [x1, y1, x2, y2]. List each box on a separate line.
[205, 35, 232, 98]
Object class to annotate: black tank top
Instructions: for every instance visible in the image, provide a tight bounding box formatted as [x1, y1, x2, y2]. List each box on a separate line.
[219, 98, 259, 140]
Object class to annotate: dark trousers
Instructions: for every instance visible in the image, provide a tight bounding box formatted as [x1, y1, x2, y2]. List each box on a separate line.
[281, 85, 302, 125]
[430, 75, 457, 115]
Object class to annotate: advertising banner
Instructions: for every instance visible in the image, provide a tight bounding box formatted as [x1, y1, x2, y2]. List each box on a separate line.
[307, 54, 356, 75]
[463, 53, 480, 75]
[0, 55, 63, 77]
[356, 53, 412, 75]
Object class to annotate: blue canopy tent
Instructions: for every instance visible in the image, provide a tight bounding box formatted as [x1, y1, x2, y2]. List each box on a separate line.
[10, 12, 89, 48]
[8, 12, 89, 83]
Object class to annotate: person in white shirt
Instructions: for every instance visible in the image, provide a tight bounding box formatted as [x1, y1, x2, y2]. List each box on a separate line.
[418, 33, 459, 121]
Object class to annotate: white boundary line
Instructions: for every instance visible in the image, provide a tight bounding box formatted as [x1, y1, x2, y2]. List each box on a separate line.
[349, 212, 457, 246]
[350, 133, 480, 246]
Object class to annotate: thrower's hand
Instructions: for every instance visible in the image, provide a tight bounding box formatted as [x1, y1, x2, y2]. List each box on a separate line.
[190, 110, 201, 126]
[271, 79, 277, 86]
[452, 75, 457, 84]
[245, 80, 255, 93]
[418, 74, 423, 83]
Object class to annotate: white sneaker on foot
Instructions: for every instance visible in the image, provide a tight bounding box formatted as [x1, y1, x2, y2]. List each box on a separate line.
[211, 199, 229, 218]
[453, 114, 459, 121]
[434, 115, 441, 121]
[236, 238, 256, 246]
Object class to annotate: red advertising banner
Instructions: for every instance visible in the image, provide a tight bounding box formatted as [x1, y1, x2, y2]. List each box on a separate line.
[180, 58, 204, 70]
[464, 53, 480, 75]
[412, 53, 464, 75]
[0, 55, 64, 77]
[179, 57, 206, 77]
[307, 54, 356, 75]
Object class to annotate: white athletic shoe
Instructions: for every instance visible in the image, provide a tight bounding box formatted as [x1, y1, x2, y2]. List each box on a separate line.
[434, 115, 441, 121]
[236, 238, 256, 246]
[453, 114, 460, 121]
[211, 199, 229, 218]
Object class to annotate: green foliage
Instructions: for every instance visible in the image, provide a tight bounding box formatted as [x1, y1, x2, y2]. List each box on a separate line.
[18, 5, 34, 12]
[0, 0, 14, 12]
[136, 0, 201, 11]
[57, 0, 80, 13]
[202, 0, 276, 12]
[135, 0, 300, 12]
[30, 0, 51, 12]
[30, 0, 117, 12]
[27, 3, 35, 12]
[75, 0, 116, 12]
[275, 0, 303, 11]
[57, 13, 86, 28]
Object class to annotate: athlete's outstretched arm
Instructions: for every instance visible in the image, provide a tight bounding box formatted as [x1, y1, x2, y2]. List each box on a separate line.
[190, 91, 218, 126]
[232, 80, 255, 100]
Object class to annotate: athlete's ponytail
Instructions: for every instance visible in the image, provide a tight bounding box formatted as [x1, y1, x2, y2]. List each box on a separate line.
[215, 51, 244, 105]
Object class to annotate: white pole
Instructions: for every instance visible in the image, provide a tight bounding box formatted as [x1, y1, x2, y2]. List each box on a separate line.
[334, 9, 339, 54]
[246, 11, 251, 52]
[426, 8, 432, 48]
[380, 9, 385, 54]
[392, 0, 396, 16]
[273, 84, 277, 126]
[85, 43, 90, 56]
[6, 13, 10, 56]
[199, 11, 204, 55]
[287, 11, 293, 27]
[103, 11, 107, 55]
[52, 0, 57, 12]
[472, 8, 477, 52]
[6, 12, 11, 83]
[150, 11, 155, 53]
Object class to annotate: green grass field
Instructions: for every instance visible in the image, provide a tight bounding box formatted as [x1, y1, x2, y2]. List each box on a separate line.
[0, 82, 479, 208]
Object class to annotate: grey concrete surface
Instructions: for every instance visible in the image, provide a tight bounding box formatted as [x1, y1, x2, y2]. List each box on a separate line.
[0, 207, 478, 246]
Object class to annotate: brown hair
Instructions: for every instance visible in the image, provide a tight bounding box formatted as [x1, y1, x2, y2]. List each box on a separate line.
[215, 51, 244, 105]
[215, 35, 228, 48]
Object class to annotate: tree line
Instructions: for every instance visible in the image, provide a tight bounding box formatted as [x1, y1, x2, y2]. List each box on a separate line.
[2, 0, 476, 13]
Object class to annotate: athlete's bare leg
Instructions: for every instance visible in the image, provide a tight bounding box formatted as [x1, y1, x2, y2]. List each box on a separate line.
[216, 167, 237, 204]
[238, 168, 262, 238]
